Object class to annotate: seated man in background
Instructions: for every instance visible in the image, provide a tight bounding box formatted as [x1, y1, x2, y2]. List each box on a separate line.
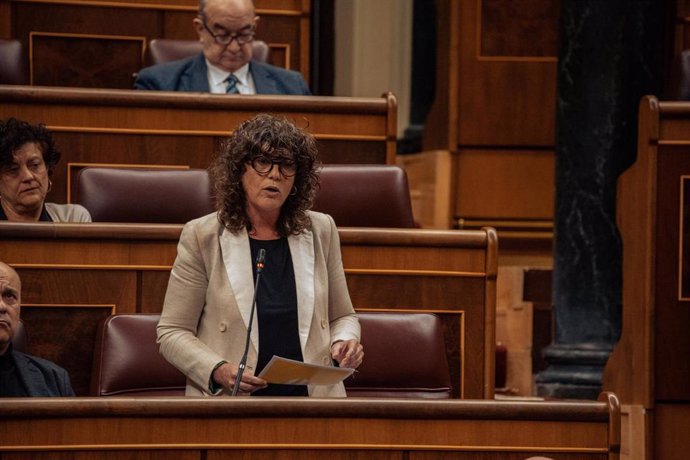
[0, 118, 91, 222]
[134, 0, 310, 95]
[0, 261, 75, 397]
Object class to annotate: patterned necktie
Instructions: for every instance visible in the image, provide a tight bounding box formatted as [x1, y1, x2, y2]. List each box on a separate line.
[225, 74, 239, 94]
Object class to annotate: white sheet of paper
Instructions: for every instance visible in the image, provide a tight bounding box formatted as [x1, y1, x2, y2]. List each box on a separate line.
[257, 356, 354, 386]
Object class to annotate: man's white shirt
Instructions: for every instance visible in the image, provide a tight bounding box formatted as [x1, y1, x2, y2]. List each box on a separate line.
[206, 60, 256, 94]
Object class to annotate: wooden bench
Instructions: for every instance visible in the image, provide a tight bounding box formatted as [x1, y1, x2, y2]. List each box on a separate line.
[0, 85, 398, 203]
[0, 223, 496, 399]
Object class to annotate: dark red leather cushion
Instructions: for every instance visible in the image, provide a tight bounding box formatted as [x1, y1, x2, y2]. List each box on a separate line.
[0, 40, 28, 85]
[344, 313, 452, 399]
[90, 314, 185, 396]
[77, 167, 214, 224]
[314, 165, 416, 228]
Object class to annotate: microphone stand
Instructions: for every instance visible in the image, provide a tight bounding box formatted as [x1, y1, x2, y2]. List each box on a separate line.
[232, 248, 265, 396]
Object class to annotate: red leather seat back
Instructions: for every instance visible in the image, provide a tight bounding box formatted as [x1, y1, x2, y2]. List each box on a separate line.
[90, 314, 185, 396]
[12, 320, 29, 354]
[146, 39, 270, 66]
[76, 167, 214, 224]
[344, 313, 452, 398]
[314, 165, 416, 228]
[0, 39, 29, 85]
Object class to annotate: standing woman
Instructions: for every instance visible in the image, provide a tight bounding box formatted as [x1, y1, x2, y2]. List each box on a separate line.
[157, 113, 363, 397]
[0, 118, 91, 222]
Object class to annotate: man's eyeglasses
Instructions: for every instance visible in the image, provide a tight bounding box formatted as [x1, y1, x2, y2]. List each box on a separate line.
[201, 18, 255, 46]
[249, 156, 297, 177]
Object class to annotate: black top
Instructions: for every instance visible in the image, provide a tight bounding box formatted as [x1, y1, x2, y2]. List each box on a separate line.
[249, 237, 308, 397]
[0, 205, 52, 221]
[0, 343, 29, 397]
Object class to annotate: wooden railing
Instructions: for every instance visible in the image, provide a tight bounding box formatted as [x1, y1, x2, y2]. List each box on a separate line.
[0, 393, 621, 459]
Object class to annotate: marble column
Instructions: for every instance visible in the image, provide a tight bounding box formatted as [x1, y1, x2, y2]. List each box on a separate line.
[536, 0, 664, 399]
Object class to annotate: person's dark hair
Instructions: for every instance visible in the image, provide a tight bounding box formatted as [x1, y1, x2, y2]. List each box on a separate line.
[0, 118, 61, 176]
[209, 113, 320, 236]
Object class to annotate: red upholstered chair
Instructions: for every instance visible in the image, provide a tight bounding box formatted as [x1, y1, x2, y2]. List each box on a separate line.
[77, 165, 416, 226]
[314, 165, 416, 228]
[90, 313, 450, 398]
[146, 38, 270, 66]
[249, 40, 270, 64]
[0, 39, 29, 85]
[12, 320, 29, 354]
[344, 312, 452, 398]
[76, 167, 214, 223]
[90, 314, 185, 396]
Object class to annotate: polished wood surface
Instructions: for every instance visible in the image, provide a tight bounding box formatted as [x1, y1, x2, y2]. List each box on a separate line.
[0, 394, 620, 459]
[0, 85, 397, 203]
[1, 0, 310, 88]
[0, 223, 495, 399]
[603, 96, 690, 459]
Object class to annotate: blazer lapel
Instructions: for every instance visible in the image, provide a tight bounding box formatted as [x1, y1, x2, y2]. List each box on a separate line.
[288, 229, 315, 352]
[14, 352, 50, 397]
[181, 54, 211, 92]
[219, 227, 315, 354]
[250, 61, 279, 94]
[219, 228, 258, 351]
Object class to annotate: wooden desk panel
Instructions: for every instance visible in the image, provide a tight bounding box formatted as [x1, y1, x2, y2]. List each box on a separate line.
[0, 224, 495, 399]
[0, 86, 397, 203]
[0, 395, 620, 459]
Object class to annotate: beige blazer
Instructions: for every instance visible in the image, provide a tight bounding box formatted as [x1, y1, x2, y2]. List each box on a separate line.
[157, 211, 360, 397]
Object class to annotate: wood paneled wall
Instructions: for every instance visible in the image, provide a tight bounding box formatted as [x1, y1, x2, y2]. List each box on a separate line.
[0, 0, 310, 88]
[422, 0, 557, 241]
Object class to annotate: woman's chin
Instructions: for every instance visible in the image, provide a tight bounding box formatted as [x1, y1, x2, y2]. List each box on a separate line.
[14, 198, 45, 215]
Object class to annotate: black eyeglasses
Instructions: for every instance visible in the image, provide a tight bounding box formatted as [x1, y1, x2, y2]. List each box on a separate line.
[249, 156, 297, 177]
[201, 18, 255, 46]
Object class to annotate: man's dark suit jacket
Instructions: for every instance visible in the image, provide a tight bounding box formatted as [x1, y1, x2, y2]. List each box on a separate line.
[134, 54, 310, 95]
[11, 348, 75, 397]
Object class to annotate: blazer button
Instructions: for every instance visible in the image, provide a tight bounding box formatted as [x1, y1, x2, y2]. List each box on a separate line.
[323, 356, 331, 365]
[219, 322, 227, 332]
[321, 319, 327, 329]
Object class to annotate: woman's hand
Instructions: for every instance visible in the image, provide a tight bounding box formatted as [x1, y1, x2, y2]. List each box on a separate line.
[212, 362, 268, 396]
[331, 339, 364, 369]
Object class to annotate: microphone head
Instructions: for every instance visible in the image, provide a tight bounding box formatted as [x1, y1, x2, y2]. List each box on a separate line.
[256, 248, 266, 272]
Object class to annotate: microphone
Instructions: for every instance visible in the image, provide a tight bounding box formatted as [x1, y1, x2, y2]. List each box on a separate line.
[232, 248, 266, 396]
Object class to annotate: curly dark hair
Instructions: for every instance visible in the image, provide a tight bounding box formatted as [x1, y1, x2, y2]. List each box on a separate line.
[209, 113, 320, 236]
[0, 118, 61, 176]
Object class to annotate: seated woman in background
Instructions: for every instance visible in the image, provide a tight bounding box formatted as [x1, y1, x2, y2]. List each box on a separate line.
[157, 113, 363, 397]
[0, 118, 91, 222]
